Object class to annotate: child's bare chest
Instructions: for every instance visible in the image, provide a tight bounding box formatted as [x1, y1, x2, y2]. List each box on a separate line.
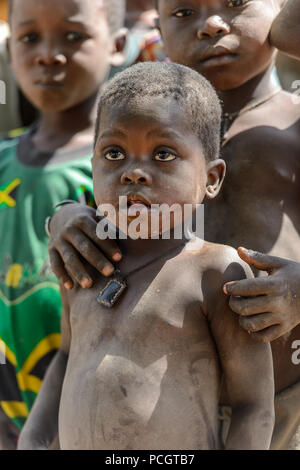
[67, 259, 213, 361]
[206, 123, 300, 259]
[59, 257, 222, 449]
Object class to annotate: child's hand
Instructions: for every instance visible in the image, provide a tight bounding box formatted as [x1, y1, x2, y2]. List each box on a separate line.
[48, 203, 122, 290]
[224, 248, 300, 342]
[270, 0, 300, 59]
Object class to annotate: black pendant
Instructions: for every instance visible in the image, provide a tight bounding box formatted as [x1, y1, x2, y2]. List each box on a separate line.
[96, 270, 127, 308]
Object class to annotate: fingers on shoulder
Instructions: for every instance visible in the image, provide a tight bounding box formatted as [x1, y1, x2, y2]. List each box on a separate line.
[202, 245, 251, 316]
[214, 245, 253, 283]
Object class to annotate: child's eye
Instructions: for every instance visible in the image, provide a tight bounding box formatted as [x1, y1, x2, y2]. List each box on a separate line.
[104, 150, 126, 161]
[20, 33, 39, 43]
[173, 9, 195, 18]
[227, 0, 249, 7]
[154, 151, 177, 162]
[66, 32, 87, 42]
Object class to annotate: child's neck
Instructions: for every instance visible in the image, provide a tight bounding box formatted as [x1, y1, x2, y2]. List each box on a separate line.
[32, 92, 98, 153]
[218, 63, 280, 115]
[116, 234, 188, 274]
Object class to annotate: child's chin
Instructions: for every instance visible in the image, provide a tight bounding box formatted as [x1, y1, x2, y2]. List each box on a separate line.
[203, 70, 246, 91]
[35, 100, 71, 113]
[33, 91, 80, 113]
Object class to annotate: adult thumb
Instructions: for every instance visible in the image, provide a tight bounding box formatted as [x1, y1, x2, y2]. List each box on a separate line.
[237, 247, 286, 274]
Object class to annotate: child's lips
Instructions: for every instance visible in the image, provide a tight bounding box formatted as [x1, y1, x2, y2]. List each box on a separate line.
[127, 202, 149, 216]
[200, 53, 237, 68]
[199, 46, 238, 68]
[35, 74, 66, 89]
[35, 80, 64, 89]
[126, 194, 152, 207]
[128, 199, 149, 206]
[119, 194, 154, 216]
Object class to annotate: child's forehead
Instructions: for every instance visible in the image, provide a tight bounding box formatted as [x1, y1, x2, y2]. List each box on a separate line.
[97, 100, 206, 154]
[100, 97, 191, 135]
[12, 0, 105, 23]
[159, 0, 276, 8]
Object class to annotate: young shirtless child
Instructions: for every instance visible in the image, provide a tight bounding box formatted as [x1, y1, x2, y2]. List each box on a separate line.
[0, 0, 126, 449]
[18, 62, 274, 450]
[48, 0, 300, 450]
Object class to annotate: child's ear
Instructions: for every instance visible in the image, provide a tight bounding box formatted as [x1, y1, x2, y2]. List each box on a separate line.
[110, 28, 128, 68]
[205, 159, 226, 200]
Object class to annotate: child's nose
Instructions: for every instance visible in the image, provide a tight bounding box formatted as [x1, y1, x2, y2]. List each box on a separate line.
[197, 15, 230, 40]
[120, 169, 152, 186]
[35, 46, 67, 66]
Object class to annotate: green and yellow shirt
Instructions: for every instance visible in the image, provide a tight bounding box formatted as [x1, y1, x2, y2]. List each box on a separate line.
[0, 136, 93, 429]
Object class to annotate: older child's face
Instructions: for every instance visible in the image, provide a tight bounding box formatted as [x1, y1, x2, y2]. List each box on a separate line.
[158, 0, 282, 90]
[9, 0, 116, 112]
[92, 97, 223, 234]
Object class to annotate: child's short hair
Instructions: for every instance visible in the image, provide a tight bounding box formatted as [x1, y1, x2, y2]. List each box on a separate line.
[9, 0, 126, 33]
[95, 62, 222, 161]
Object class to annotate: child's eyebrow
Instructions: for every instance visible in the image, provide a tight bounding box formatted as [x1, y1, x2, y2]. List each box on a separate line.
[147, 128, 184, 141]
[17, 20, 36, 27]
[63, 19, 88, 27]
[99, 129, 128, 140]
[163, 0, 204, 6]
[63, 17, 96, 31]
[163, 0, 191, 5]
[99, 128, 184, 141]
[16, 19, 87, 28]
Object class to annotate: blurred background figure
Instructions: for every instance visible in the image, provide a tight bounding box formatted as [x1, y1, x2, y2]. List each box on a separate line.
[0, 0, 37, 137]
[126, 0, 158, 33]
[126, 0, 167, 62]
[0, 0, 22, 136]
[0, 0, 167, 126]
[109, 0, 167, 79]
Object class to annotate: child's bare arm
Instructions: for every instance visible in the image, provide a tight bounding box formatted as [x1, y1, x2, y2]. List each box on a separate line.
[17, 350, 68, 450]
[270, 0, 300, 59]
[207, 250, 275, 450]
[18, 286, 71, 450]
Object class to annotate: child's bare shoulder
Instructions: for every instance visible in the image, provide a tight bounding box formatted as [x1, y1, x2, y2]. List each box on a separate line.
[181, 240, 252, 284]
[227, 90, 300, 150]
[178, 240, 252, 316]
[259, 91, 300, 137]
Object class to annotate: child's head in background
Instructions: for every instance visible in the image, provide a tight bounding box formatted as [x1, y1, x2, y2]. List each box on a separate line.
[156, 0, 284, 91]
[8, 0, 126, 113]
